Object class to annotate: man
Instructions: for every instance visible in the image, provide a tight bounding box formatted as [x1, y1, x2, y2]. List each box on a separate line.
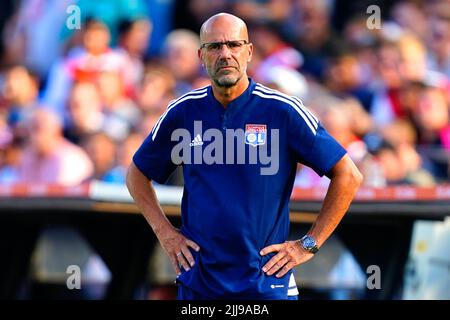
[18, 108, 94, 186]
[126, 13, 363, 300]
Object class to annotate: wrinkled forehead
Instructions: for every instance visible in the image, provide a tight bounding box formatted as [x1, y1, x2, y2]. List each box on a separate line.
[200, 19, 248, 43]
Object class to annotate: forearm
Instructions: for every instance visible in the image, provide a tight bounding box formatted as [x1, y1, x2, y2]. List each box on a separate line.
[126, 162, 174, 238]
[308, 156, 362, 247]
[126, 162, 199, 274]
[261, 156, 362, 277]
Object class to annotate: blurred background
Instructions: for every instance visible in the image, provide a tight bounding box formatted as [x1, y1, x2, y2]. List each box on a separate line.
[0, 0, 449, 300]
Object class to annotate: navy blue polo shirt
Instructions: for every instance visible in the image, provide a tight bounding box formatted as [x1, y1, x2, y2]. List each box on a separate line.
[133, 78, 346, 299]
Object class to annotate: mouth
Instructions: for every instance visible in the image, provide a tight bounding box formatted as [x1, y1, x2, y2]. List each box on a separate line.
[217, 66, 236, 71]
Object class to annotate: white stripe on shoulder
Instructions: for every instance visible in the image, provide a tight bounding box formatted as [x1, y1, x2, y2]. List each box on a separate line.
[150, 87, 209, 135]
[165, 87, 208, 114]
[151, 91, 208, 141]
[254, 84, 318, 126]
[254, 84, 318, 129]
[252, 90, 317, 135]
[292, 95, 319, 124]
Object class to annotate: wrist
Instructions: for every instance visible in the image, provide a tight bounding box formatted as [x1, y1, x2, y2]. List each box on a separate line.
[153, 220, 175, 239]
[298, 235, 319, 254]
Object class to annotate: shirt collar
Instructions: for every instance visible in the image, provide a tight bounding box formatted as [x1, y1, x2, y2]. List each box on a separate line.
[207, 78, 256, 111]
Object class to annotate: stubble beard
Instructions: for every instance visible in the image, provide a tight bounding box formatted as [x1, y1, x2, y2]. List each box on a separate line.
[213, 73, 242, 88]
[211, 65, 246, 88]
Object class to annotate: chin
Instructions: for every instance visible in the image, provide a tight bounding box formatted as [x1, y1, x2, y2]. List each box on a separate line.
[216, 75, 240, 88]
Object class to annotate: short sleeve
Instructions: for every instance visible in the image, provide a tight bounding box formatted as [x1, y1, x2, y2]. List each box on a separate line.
[132, 107, 180, 184]
[287, 103, 347, 177]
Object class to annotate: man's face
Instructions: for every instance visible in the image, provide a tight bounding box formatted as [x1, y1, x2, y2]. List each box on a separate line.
[198, 21, 253, 88]
[28, 110, 61, 155]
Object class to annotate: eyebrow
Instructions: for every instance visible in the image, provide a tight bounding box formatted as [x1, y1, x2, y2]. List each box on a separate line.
[200, 40, 248, 48]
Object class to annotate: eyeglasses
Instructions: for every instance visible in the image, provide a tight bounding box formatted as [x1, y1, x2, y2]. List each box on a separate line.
[200, 40, 249, 53]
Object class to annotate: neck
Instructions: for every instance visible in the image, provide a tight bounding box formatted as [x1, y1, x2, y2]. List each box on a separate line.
[211, 77, 249, 107]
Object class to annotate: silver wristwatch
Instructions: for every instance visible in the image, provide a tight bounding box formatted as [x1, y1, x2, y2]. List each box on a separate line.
[299, 235, 319, 254]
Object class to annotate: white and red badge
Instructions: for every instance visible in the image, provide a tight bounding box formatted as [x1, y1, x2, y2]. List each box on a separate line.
[245, 124, 267, 146]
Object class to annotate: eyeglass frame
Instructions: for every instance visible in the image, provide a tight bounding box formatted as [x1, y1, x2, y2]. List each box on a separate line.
[199, 40, 250, 52]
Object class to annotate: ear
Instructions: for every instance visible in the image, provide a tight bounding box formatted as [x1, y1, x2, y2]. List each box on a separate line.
[198, 48, 204, 67]
[247, 42, 253, 63]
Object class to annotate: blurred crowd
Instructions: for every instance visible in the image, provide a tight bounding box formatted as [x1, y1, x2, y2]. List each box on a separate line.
[0, 0, 449, 188]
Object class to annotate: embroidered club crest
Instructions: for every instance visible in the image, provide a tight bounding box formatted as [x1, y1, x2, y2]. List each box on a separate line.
[245, 124, 267, 146]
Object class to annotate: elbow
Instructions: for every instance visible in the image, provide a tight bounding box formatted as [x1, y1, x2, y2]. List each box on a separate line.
[349, 165, 363, 190]
[354, 167, 364, 188]
[330, 155, 363, 190]
[125, 163, 135, 192]
[337, 156, 363, 190]
[126, 161, 151, 191]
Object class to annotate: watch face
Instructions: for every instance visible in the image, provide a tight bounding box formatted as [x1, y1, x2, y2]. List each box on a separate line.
[302, 236, 316, 249]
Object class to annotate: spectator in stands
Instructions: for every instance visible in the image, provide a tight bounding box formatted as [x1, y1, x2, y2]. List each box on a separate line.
[412, 84, 450, 180]
[370, 40, 406, 127]
[81, 132, 116, 181]
[397, 142, 436, 186]
[17, 108, 93, 186]
[391, 1, 428, 42]
[97, 70, 141, 140]
[398, 34, 428, 83]
[231, 0, 292, 25]
[371, 33, 447, 128]
[0, 111, 21, 183]
[137, 63, 176, 115]
[289, 0, 343, 79]
[363, 117, 436, 186]
[2, 65, 40, 139]
[413, 86, 449, 148]
[2, 0, 73, 78]
[341, 15, 379, 91]
[163, 29, 202, 95]
[0, 138, 23, 183]
[263, 66, 309, 100]
[425, 1, 450, 77]
[323, 50, 374, 111]
[372, 140, 406, 185]
[0, 0, 447, 189]
[103, 133, 142, 184]
[65, 82, 105, 144]
[249, 22, 304, 84]
[137, 110, 164, 139]
[0, 111, 12, 148]
[59, 0, 149, 47]
[117, 18, 153, 95]
[295, 99, 372, 188]
[370, 137, 435, 186]
[320, 102, 371, 164]
[43, 19, 135, 117]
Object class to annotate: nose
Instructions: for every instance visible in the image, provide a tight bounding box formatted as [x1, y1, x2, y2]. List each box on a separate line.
[217, 43, 233, 58]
